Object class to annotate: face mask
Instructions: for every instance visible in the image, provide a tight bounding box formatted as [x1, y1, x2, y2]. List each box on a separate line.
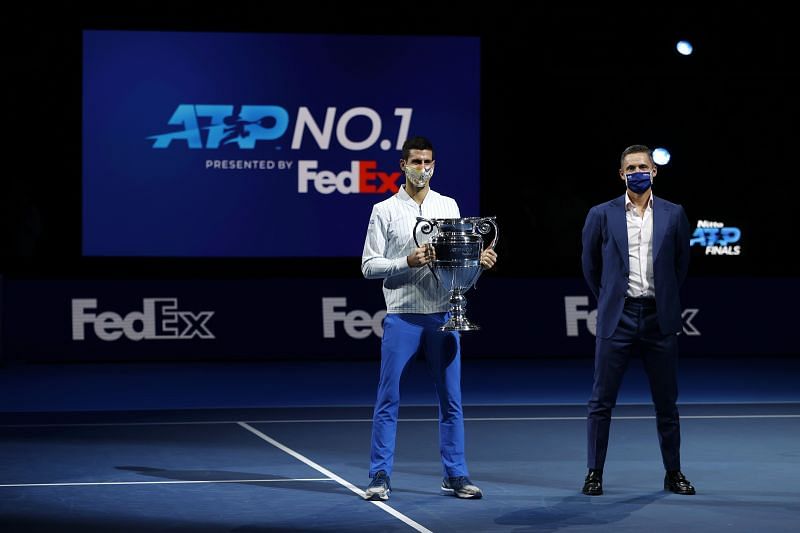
[404, 165, 434, 188]
[625, 171, 652, 194]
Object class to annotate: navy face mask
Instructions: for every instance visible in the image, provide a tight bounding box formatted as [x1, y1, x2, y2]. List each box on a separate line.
[625, 171, 652, 194]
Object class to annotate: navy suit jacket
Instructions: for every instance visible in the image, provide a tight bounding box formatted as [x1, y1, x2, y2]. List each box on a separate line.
[581, 194, 690, 339]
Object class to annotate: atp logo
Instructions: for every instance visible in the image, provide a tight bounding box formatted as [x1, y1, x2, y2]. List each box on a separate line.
[148, 105, 289, 149]
[147, 105, 414, 151]
[690, 220, 741, 256]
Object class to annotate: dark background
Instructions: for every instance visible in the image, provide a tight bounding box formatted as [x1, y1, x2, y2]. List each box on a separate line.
[2, 2, 795, 279]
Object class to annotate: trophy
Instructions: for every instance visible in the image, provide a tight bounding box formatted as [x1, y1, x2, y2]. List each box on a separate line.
[413, 216, 499, 331]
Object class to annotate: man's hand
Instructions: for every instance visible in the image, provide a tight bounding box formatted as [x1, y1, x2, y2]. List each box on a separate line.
[480, 248, 497, 270]
[408, 243, 436, 267]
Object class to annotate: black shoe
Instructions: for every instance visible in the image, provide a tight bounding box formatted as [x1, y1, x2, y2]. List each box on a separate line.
[364, 470, 391, 501]
[441, 476, 483, 499]
[582, 469, 603, 495]
[664, 470, 696, 495]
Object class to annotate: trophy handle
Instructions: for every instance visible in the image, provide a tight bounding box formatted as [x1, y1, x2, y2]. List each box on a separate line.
[477, 217, 499, 250]
[470, 217, 498, 291]
[413, 217, 434, 248]
[413, 217, 439, 285]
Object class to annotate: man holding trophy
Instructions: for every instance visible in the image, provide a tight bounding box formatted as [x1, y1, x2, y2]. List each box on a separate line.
[361, 136, 497, 501]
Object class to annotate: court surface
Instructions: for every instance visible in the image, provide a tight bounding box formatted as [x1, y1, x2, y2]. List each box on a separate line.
[1, 357, 798, 532]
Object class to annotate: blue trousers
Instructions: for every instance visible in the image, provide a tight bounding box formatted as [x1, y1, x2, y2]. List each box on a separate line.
[369, 313, 468, 478]
[587, 298, 682, 471]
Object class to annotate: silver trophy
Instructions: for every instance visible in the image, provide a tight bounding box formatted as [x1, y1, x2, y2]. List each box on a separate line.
[413, 216, 499, 331]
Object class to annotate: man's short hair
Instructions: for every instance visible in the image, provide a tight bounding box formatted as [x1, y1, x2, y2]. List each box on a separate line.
[402, 136, 435, 160]
[620, 144, 653, 167]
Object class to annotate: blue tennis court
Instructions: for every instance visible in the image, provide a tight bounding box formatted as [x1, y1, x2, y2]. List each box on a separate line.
[1, 357, 798, 532]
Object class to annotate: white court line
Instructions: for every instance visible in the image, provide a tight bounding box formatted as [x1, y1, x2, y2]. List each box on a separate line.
[237, 422, 432, 533]
[1, 413, 799, 428]
[464, 414, 800, 421]
[0, 478, 331, 488]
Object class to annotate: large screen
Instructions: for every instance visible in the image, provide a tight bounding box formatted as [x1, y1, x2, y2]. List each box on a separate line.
[82, 31, 480, 257]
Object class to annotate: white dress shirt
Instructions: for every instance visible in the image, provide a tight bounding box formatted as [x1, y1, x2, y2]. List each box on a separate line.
[625, 192, 656, 298]
[362, 186, 461, 313]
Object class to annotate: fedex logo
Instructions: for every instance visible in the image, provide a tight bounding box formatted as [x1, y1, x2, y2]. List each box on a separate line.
[298, 161, 401, 194]
[564, 296, 700, 336]
[322, 297, 386, 339]
[72, 298, 215, 341]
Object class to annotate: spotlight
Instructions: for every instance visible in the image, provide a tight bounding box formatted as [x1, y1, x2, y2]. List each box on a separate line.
[653, 147, 671, 165]
[676, 40, 693, 56]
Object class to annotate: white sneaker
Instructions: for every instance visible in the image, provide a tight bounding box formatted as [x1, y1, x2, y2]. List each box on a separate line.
[364, 471, 391, 501]
[441, 476, 482, 499]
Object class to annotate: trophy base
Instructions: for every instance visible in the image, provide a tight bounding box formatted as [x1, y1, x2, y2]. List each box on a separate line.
[439, 316, 481, 332]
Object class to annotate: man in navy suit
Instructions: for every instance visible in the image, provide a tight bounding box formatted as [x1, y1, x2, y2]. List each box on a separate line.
[580, 145, 695, 496]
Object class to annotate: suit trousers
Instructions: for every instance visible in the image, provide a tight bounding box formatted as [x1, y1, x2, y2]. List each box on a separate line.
[369, 312, 467, 478]
[587, 297, 682, 471]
